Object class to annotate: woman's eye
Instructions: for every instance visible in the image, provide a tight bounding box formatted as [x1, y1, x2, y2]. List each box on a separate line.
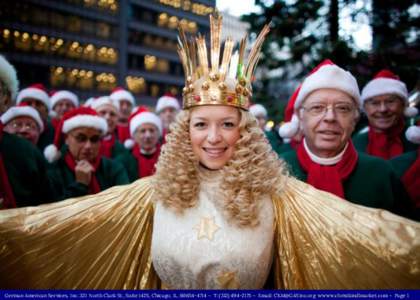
[194, 122, 206, 128]
[223, 122, 235, 128]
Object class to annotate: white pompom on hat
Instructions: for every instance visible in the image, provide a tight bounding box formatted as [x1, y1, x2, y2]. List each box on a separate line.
[50, 90, 79, 109]
[278, 59, 360, 139]
[405, 125, 420, 144]
[17, 83, 50, 110]
[361, 69, 417, 118]
[1, 104, 44, 132]
[249, 103, 268, 118]
[110, 87, 135, 106]
[0, 55, 19, 101]
[155, 93, 180, 114]
[43, 107, 108, 163]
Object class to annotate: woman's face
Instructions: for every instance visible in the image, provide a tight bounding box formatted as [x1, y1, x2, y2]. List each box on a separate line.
[190, 105, 241, 170]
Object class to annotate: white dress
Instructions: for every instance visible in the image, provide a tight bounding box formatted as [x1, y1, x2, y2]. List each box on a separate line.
[151, 167, 275, 289]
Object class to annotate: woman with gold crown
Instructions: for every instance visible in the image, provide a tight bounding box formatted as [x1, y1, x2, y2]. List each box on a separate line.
[0, 13, 419, 289]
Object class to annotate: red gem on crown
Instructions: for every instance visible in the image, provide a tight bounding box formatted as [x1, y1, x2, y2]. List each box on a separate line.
[194, 95, 201, 102]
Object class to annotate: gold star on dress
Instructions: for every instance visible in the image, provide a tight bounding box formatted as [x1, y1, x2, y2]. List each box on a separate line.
[193, 216, 220, 240]
[217, 270, 240, 289]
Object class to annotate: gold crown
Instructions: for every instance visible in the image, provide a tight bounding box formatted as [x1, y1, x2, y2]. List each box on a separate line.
[177, 11, 270, 110]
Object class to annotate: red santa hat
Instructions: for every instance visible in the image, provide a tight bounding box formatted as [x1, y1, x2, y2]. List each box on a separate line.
[1, 104, 44, 131]
[0, 55, 19, 101]
[50, 90, 79, 109]
[43, 107, 108, 163]
[90, 96, 118, 111]
[249, 104, 268, 118]
[361, 70, 417, 117]
[278, 60, 360, 139]
[16, 83, 50, 109]
[110, 87, 135, 107]
[124, 107, 162, 149]
[155, 93, 180, 114]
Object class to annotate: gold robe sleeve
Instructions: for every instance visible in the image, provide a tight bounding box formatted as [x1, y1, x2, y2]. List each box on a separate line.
[0, 178, 161, 289]
[272, 177, 420, 289]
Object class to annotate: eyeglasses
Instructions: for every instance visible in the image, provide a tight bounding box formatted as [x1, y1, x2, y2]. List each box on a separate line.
[9, 120, 39, 131]
[70, 134, 101, 144]
[364, 97, 401, 109]
[300, 103, 356, 117]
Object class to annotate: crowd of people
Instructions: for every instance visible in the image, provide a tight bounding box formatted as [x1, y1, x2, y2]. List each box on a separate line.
[0, 53, 419, 220]
[0, 12, 419, 289]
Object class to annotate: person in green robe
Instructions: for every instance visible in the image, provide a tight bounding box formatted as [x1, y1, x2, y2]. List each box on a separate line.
[44, 107, 129, 200]
[352, 69, 418, 159]
[278, 60, 412, 217]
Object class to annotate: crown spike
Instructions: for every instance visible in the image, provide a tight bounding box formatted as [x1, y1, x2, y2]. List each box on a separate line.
[210, 12, 222, 75]
[245, 23, 271, 81]
[177, 28, 192, 80]
[196, 34, 209, 77]
[237, 35, 248, 79]
[219, 38, 234, 81]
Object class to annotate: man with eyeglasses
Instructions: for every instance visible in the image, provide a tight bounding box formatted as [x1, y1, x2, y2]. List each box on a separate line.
[0, 55, 55, 208]
[44, 107, 129, 200]
[280, 60, 411, 216]
[353, 70, 418, 159]
[1, 105, 44, 145]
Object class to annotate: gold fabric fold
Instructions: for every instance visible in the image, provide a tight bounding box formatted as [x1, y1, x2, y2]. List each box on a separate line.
[272, 177, 420, 289]
[0, 178, 160, 289]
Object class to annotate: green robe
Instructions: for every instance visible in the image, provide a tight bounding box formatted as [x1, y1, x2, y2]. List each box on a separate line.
[48, 151, 129, 200]
[1, 132, 55, 207]
[265, 130, 283, 154]
[280, 150, 409, 214]
[110, 140, 133, 176]
[352, 124, 417, 156]
[390, 150, 418, 178]
[37, 118, 55, 152]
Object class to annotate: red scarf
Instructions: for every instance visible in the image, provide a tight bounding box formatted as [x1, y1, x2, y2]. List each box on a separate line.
[132, 144, 161, 178]
[367, 120, 404, 159]
[0, 122, 17, 208]
[64, 152, 101, 194]
[296, 141, 358, 198]
[116, 124, 130, 143]
[51, 118, 60, 130]
[100, 134, 115, 158]
[402, 149, 420, 207]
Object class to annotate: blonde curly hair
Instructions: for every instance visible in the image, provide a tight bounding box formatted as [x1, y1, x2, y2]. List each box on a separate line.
[152, 107, 288, 227]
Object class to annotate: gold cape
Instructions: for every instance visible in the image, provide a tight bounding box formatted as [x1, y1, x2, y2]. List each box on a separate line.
[0, 176, 419, 289]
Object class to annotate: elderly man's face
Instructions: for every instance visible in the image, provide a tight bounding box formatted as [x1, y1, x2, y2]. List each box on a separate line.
[4, 116, 41, 145]
[134, 123, 160, 154]
[363, 94, 405, 133]
[96, 104, 118, 135]
[53, 99, 75, 119]
[159, 107, 178, 130]
[118, 100, 133, 122]
[23, 99, 49, 121]
[255, 114, 267, 130]
[0, 82, 11, 114]
[298, 89, 358, 158]
[65, 127, 102, 162]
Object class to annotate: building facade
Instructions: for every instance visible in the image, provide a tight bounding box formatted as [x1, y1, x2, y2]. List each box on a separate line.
[0, 0, 215, 105]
